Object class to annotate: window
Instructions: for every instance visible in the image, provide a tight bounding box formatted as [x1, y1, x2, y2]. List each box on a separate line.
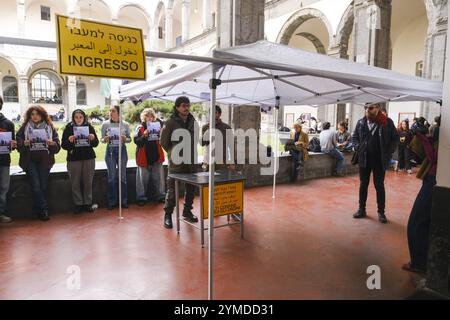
[76, 81, 86, 105]
[158, 26, 164, 39]
[212, 12, 216, 28]
[41, 6, 51, 21]
[31, 71, 62, 104]
[2, 76, 18, 102]
[416, 61, 424, 77]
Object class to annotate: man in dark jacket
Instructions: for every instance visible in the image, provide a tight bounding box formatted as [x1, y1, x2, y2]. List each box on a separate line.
[0, 97, 16, 223]
[352, 103, 399, 223]
[160, 96, 199, 229]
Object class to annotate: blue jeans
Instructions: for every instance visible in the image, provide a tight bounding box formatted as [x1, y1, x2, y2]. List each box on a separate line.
[105, 146, 128, 207]
[324, 148, 344, 173]
[0, 166, 10, 214]
[407, 175, 436, 270]
[26, 161, 50, 213]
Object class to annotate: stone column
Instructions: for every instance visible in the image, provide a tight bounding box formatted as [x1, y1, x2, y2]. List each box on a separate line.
[217, 0, 266, 167]
[18, 75, 28, 117]
[349, 0, 392, 130]
[202, 0, 212, 32]
[182, 0, 190, 43]
[328, 46, 350, 127]
[17, 0, 25, 37]
[422, 1, 448, 121]
[67, 76, 77, 118]
[426, 0, 450, 298]
[165, 10, 174, 49]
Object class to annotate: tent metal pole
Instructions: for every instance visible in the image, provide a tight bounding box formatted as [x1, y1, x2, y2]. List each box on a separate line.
[208, 65, 217, 300]
[272, 107, 278, 199]
[272, 96, 281, 199]
[118, 104, 123, 221]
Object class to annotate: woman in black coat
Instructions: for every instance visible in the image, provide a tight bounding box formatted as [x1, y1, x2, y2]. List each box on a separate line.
[61, 109, 99, 214]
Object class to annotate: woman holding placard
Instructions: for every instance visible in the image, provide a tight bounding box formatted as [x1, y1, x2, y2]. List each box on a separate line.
[101, 105, 131, 210]
[62, 109, 99, 214]
[134, 108, 165, 206]
[16, 105, 60, 221]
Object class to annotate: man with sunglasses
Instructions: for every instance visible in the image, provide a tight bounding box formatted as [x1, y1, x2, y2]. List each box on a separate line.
[352, 103, 398, 223]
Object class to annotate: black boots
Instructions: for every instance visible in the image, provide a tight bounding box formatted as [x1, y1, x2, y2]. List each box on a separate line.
[353, 208, 367, 219]
[182, 210, 199, 223]
[353, 208, 388, 223]
[164, 213, 173, 229]
[378, 212, 388, 224]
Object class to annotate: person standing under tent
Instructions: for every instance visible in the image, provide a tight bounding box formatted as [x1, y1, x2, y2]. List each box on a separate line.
[16, 105, 60, 221]
[396, 120, 413, 174]
[160, 96, 199, 229]
[201, 105, 235, 172]
[0, 97, 16, 223]
[134, 108, 166, 206]
[61, 109, 99, 214]
[352, 103, 398, 224]
[101, 105, 131, 210]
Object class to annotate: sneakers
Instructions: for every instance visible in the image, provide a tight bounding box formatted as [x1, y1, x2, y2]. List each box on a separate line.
[353, 208, 367, 219]
[164, 213, 173, 229]
[0, 214, 13, 223]
[407, 169, 413, 174]
[39, 210, 50, 221]
[84, 204, 97, 213]
[182, 210, 199, 223]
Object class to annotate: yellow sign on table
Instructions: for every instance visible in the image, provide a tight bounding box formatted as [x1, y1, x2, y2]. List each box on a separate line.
[201, 181, 244, 219]
[55, 15, 146, 80]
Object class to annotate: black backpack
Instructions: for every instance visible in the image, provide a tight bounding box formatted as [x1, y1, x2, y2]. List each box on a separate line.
[308, 137, 321, 152]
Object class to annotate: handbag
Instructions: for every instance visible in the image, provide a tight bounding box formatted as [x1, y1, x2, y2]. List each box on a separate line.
[351, 124, 377, 165]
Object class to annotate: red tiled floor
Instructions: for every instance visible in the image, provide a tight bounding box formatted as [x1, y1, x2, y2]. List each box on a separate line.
[0, 171, 423, 300]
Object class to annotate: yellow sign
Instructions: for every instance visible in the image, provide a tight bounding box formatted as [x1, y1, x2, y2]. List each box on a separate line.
[201, 181, 244, 219]
[55, 15, 146, 80]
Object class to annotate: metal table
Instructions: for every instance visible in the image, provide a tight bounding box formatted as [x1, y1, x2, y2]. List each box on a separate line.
[169, 170, 246, 247]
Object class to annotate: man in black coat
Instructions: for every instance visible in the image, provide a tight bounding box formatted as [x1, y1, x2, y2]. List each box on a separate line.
[352, 103, 399, 223]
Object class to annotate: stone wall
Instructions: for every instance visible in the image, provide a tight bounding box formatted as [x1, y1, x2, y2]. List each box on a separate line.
[6, 152, 358, 218]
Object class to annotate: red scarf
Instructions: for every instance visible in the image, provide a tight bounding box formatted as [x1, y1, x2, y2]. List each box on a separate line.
[374, 112, 388, 128]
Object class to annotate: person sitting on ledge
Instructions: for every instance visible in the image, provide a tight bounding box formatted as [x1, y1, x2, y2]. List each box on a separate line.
[320, 122, 344, 177]
[285, 121, 309, 182]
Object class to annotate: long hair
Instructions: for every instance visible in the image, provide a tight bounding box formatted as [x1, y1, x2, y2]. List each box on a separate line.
[23, 105, 53, 127]
[397, 120, 409, 132]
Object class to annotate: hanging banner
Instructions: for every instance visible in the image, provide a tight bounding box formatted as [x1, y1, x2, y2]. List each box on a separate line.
[55, 14, 146, 80]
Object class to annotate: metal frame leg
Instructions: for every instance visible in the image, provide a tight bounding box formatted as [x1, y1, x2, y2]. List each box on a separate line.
[175, 180, 180, 233]
[200, 186, 204, 247]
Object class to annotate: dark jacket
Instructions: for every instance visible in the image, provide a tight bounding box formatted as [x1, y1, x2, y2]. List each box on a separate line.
[16, 123, 60, 171]
[134, 119, 165, 167]
[352, 116, 399, 170]
[160, 111, 199, 173]
[0, 113, 15, 167]
[61, 123, 99, 162]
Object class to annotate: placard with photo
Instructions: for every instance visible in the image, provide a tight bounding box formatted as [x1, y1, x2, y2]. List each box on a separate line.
[73, 126, 90, 147]
[108, 127, 121, 146]
[30, 129, 48, 151]
[147, 121, 161, 141]
[0, 132, 12, 154]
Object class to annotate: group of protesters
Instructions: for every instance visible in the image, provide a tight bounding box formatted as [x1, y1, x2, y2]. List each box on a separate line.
[0, 96, 440, 276]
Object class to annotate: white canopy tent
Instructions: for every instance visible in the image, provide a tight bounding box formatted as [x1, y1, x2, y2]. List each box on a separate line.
[119, 40, 443, 300]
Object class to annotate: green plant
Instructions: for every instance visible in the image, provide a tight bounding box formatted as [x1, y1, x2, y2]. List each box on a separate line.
[84, 105, 109, 121]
